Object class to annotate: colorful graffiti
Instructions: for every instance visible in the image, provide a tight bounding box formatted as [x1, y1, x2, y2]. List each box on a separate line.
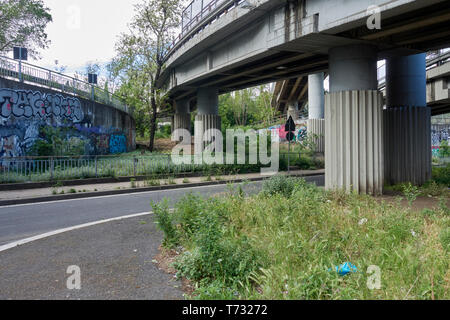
[0, 135, 22, 158]
[431, 127, 449, 157]
[109, 134, 127, 154]
[266, 122, 308, 143]
[0, 87, 133, 159]
[0, 88, 83, 124]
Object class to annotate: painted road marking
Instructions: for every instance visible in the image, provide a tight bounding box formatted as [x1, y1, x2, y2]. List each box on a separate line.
[0, 212, 153, 253]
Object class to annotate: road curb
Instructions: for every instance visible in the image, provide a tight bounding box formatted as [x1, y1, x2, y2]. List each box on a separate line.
[0, 172, 204, 191]
[0, 172, 324, 206]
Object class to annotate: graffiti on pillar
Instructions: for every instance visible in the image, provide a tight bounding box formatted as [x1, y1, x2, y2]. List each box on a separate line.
[109, 134, 127, 154]
[0, 88, 84, 123]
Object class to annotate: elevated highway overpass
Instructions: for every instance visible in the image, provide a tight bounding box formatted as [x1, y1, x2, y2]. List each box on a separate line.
[161, 0, 450, 194]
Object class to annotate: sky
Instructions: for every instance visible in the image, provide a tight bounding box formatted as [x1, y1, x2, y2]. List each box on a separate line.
[29, 0, 141, 74]
[21, 1, 387, 90]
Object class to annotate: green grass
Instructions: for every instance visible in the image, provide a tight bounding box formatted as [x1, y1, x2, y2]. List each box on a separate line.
[153, 176, 450, 300]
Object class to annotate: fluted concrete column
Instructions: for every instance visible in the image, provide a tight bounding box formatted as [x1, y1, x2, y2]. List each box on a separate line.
[307, 119, 324, 153]
[195, 87, 221, 154]
[307, 73, 325, 153]
[326, 45, 383, 194]
[384, 53, 431, 185]
[173, 98, 191, 137]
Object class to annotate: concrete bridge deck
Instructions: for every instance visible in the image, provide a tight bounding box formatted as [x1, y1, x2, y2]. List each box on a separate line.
[161, 0, 450, 101]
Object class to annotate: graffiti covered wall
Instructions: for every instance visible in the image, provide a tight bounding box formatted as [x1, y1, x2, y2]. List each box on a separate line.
[0, 77, 135, 159]
[431, 125, 450, 157]
[266, 120, 308, 143]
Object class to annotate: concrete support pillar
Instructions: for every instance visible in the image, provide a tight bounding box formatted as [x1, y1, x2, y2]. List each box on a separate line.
[308, 73, 325, 119]
[325, 45, 384, 194]
[307, 73, 325, 153]
[195, 87, 221, 154]
[307, 119, 325, 153]
[384, 53, 431, 185]
[173, 98, 191, 135]
[287, 101, 298, 120]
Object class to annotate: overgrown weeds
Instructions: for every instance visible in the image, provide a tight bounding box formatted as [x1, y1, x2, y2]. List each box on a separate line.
[153, 176, 450, 300]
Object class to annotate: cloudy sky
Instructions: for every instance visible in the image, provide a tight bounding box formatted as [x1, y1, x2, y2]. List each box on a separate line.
[29, 0, 141, 73]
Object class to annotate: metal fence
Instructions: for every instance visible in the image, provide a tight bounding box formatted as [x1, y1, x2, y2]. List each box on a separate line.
[0, 56, 129, 114]
[0, 152, 306, 184]
[0, 155, 203, 183]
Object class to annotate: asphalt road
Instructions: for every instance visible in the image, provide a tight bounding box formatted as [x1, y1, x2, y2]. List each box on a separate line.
[0, 175, 324, 300]
[0, 175, 324, 247]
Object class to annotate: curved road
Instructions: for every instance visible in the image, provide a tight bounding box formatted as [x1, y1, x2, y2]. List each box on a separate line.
[0, 176, 324, 247]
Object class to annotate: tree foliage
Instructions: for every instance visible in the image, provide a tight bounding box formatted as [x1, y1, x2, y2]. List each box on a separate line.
[112, 0, 181, 151]
[0, 0, 52, 58]
[219, 85, 278, 129]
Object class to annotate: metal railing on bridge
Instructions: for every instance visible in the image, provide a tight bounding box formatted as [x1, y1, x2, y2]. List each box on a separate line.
[166, 0, 242, 61]
[0, 56, 129, 114]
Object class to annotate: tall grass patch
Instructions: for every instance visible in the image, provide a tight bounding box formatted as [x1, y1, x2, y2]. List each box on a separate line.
[154, 176, 450, 300]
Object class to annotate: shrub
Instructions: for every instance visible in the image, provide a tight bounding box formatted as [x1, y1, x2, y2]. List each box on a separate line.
[401, 183, 420, 206]
[175, 193, 204, 236]
[420, 180, 447, 197]
[29, 140, 53, 156]
[295, 156, 315, 170]
[439, 139, 450, 158]
[432, 163, 450, 187]
[175, 224, 260, 285]
[152, 199, 179, 247]
[261, 175, 299, 197]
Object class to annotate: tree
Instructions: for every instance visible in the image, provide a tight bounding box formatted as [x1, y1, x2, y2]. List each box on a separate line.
[219, 85, 279, 129]
[0, 0, 52, 58]
[113, 0, 180, 151]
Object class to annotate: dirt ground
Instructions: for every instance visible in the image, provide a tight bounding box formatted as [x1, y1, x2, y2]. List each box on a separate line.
[153, 246, 195, 296]
[379, 191, 450, 212]
[137, 138, 194, 153]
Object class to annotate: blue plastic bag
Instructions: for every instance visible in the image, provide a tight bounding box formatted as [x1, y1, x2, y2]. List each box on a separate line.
[333, 262, 358, 276]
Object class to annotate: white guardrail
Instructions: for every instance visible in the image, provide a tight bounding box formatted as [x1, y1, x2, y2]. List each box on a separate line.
[0, 56, 129, 114]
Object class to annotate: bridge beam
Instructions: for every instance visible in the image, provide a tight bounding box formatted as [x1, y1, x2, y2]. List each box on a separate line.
[194, 87, 221, 155]
[325, 44, 384, 195]
[307, 73, 325, 153]
[384, 53, 431, 186]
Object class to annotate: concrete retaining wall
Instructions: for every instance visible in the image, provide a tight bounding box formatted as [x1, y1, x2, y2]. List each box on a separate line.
[0, 77, 135, 158]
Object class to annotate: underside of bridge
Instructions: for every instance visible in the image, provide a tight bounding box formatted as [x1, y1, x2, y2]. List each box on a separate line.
[165, 0, 450, 194]
[164, 1, 450, 98]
